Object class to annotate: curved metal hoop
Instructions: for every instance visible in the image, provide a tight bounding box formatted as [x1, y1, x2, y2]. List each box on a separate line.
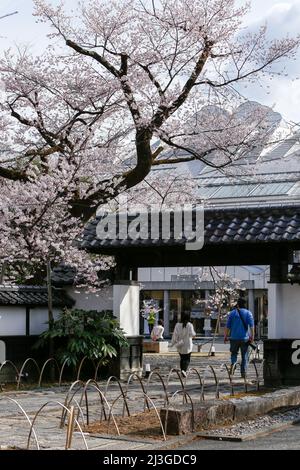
[27, 400, 88, 450]
[0, 360, 20, 389]
[60, 380, 86, 428]
[0, 396, 39, 449]
[109, 390, 167, 441]
[77, 379, 105, 426]
[94, 359, 104, 381]
[146, 370, 169, 406]
[126, 373, 150, 412]
[201, 365, 219, 399]
[186, 368, 204, 400]
[58, 358, 75, 386]
[77, 383, 120, 436]
[76, 356, 95, 381]
[17, 358, 40, 390]
[166, 368, 187, 403]
[38, 358, 60, 387]
[104, 376, 130, 417]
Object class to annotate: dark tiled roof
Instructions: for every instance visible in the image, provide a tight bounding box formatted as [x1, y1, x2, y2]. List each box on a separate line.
[82, 205, 300, 250]
[51, 264, 76, 287]
[204, 206, 300, 244]
[0, 286, 75, 307]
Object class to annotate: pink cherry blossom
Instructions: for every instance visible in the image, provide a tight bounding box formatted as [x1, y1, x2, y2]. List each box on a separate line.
[0, 1, 299, 288]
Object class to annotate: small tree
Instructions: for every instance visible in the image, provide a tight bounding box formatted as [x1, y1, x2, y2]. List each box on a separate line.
[206, 267, 245, 318]
[196, 267, 245, 355]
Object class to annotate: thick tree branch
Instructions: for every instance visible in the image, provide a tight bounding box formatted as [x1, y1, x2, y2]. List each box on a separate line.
[152, 156, 196, 165]
[137, 62, 165, 99]
[70, 127, 154, 221]
[151, 39, 214, 128]
[66, 39, 120, 78]
[119, 54, 142, 125]
[0, 166, 28, 181]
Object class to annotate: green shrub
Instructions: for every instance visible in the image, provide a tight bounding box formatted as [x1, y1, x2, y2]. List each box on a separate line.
[35, 308, 128, 366]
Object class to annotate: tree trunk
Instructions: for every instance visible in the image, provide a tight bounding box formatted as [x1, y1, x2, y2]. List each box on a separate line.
[46, 260, 55, 380]
[208, 304, 222, 357]
[0, 262, 6, 284]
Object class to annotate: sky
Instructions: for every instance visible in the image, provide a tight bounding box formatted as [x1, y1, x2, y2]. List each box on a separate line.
[0, 0, 300, 122]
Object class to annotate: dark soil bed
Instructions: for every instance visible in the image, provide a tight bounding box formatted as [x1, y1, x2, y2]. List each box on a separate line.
[84, 409, 167, 440]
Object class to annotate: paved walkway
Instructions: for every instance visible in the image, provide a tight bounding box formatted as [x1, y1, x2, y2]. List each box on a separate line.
[0, 352, 263, 450]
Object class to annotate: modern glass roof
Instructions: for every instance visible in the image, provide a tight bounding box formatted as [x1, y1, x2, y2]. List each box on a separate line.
[197, 186, 221, 198]
[213, 184, 257, 198]
[262, 138, 299, 160]
[250, 182, 295, 196]
[197, 172, 300, 185]
[198, 181, 297, 200]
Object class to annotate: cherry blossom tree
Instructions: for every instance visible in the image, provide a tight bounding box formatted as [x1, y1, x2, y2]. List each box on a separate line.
[205, 267, 245, 317]
[0, 159, 114, 344]
[0, 161, 114, 284]
[0, 0, 299, 224]
[121, 169, 198, 210]
[0, 0, 299, 295]
[195, 266, 245, 355]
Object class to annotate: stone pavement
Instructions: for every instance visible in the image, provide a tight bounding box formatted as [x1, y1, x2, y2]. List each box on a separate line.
[0, 352, 263, 450]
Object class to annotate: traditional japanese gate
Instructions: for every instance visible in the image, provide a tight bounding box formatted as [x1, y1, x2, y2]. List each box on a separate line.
[83, 204, 300, 386]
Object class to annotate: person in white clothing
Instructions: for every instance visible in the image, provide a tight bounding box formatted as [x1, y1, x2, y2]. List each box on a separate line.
[170, 312, 196, 377]
[151, 320, 164, 341]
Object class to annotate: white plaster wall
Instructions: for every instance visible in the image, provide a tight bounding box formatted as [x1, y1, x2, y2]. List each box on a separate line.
[0, 307, 26, 335]
[268, 283, 300, 339]
[67, 286, 113, 311]
[268, 283, 279, 339]
[113, 284, 140, 336]
[0, 340, 5, 363]
[29, 308, 60, 335]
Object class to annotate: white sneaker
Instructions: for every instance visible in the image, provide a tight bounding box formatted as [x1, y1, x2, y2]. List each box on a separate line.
[181, 370, 187, 378]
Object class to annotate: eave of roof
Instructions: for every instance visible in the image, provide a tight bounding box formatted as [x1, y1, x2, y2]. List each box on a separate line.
[0, 286, 75, 307]
[82, 204, 300, 252]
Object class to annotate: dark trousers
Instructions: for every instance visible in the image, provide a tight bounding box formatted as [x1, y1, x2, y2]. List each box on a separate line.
[179, 353, 191, 372]
[230, 340, 249, 374]
[148, 324, 154, 334]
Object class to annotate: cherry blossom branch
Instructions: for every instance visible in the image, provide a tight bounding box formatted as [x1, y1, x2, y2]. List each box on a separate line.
[151, 39, 214, 128]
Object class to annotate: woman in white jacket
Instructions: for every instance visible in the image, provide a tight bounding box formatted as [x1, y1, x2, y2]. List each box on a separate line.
[171, 312, 196, 377]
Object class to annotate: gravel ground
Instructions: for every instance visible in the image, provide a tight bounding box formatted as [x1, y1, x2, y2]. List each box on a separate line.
[201, 407, 300, 438]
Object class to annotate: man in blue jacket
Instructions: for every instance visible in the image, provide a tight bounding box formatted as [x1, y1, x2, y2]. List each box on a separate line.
[224, 298, 255, 378]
